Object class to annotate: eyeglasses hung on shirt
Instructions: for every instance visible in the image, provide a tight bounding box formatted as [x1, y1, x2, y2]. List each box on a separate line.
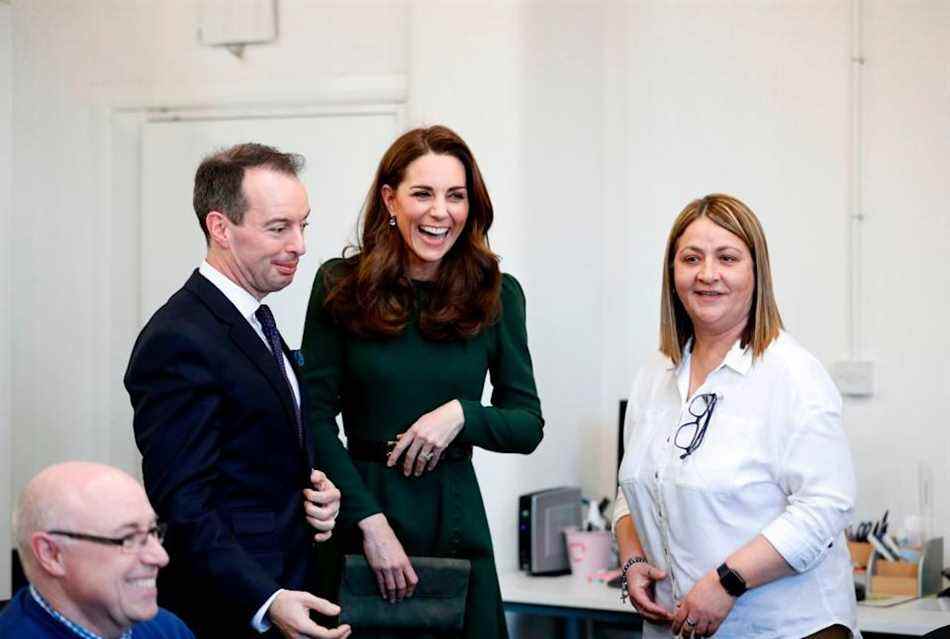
[674, 393, 719, 460]
[46, 523, 167, 553]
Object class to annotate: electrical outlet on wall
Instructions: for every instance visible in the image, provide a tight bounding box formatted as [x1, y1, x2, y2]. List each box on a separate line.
[832, 361, 875, 397]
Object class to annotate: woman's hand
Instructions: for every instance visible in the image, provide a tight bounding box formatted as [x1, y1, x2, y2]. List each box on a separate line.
[614, 515, 672, 624]
[358, 513, 418, 603]
[624, 562, 673, 624]
[671, 571, 735, 638]
[387, 400, 464, 477]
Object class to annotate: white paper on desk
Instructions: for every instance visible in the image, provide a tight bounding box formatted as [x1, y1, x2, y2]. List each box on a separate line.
[858, 595, 918, 608]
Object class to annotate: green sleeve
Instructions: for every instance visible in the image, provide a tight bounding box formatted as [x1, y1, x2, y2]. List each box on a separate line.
[301, 260, 382, 529]
[457, 273, 545, 453]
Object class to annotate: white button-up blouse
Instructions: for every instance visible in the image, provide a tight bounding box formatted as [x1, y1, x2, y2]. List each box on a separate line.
[614, 333, 860, 638]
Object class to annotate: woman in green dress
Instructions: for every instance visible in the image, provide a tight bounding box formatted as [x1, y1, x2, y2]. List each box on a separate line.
[301, 125, 544, 639]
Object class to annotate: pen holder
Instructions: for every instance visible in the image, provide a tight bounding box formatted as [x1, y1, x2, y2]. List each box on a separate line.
[866, 536, 943, 597]
[564, 529, 612, 579]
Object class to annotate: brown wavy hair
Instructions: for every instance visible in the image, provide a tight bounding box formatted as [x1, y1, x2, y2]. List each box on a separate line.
[660, 193, 784, 365]
[324, 125, 502, 341]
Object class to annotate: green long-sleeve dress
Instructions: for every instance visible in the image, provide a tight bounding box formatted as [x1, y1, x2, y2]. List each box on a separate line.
[301, 258, 544, 639]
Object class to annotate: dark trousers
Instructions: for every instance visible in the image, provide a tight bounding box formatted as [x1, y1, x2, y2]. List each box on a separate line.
[804, 624, 851, 639]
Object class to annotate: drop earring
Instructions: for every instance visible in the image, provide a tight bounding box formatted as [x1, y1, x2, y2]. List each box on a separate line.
[388, 215, 396, 227]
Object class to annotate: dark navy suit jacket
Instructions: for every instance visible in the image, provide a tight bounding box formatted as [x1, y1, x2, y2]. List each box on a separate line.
[125, 270, 338, 638]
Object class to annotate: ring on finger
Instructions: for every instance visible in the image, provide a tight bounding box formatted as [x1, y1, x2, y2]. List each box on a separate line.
[686, 618, 698, 627]
[419, 451, 433, 461]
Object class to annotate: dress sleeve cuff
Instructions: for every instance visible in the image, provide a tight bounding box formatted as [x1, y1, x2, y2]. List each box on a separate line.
[612, 488, 631, 530]
[340, 504, 384, 531]
[761, 516, 831, 573]
[251, 589, 282, 632]
[457, 399, 485, 442]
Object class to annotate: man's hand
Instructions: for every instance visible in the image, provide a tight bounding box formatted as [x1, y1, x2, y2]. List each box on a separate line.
[268, 590, 351, 639]
[303, 470, 340, 542]
[358, 513, 418, 603]
[387, 400, 464, 477]
[624, 562, 673, 624]
[671, 570, 736, 638]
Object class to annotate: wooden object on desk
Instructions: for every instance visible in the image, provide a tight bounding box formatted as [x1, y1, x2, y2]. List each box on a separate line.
[872, 560, 919, 596]
[849, 541, 872, 568]
[866, 537, 943, 597]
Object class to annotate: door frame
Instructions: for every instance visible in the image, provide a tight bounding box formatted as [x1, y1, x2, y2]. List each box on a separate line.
[94, 76, 407, 477]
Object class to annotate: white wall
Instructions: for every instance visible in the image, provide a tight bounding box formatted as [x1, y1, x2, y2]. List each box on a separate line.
[854, 0, 950, 539]
[7, 0, 950, 583]
[9, 0, 406, 487]
[0, 0, 12, 601]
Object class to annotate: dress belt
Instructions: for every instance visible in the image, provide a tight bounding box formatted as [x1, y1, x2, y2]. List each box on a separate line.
[346, 437, 473, 463]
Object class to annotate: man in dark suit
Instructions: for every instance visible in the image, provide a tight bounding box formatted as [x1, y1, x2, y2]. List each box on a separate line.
[125, 144, 351, 639]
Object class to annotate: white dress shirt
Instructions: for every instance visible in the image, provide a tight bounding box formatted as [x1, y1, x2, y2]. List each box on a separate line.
[198, 261, 301, 405]
[198, 260, 299, 633]
[614, 332, 860, 638]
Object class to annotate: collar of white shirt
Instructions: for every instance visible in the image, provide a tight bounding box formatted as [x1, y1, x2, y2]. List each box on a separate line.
[679, 337, 753, 375]
[676, 337, 753, 399]
[721, 337, 753, 375]
[198, 260, 262, 323]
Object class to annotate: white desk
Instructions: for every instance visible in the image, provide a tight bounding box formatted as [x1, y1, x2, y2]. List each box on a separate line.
[858, 598, 950, 635]
[500, 571, 950, 637]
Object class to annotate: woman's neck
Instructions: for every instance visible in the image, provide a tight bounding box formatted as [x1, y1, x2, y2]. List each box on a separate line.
[407, 255, 440, 281]
[688, 321, 746, 396]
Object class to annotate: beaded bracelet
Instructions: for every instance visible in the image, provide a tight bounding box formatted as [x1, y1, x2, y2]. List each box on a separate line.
[619, 556, 648, 603]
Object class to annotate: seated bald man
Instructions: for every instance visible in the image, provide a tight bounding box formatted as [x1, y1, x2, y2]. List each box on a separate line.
[0, 462, 194, 639]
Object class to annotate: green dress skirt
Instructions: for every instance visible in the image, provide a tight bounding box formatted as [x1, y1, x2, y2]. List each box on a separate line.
[301, 259, 544, 639]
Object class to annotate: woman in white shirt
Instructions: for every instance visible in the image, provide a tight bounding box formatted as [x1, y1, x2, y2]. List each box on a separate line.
[614, 194, 859, 638]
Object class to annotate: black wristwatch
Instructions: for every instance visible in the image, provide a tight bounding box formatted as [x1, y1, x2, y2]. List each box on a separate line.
[717, 562, 747, 597]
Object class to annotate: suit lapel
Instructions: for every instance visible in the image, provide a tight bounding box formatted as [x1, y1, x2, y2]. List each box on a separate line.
[184, 270, 305, 455]
[229, 323, 301, 434]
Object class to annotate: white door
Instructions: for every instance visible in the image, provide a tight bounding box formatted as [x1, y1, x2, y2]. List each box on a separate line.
[139, 110, 399, 347]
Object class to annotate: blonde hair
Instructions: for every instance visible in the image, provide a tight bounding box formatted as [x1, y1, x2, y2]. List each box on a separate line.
[659, 193, 783, 365]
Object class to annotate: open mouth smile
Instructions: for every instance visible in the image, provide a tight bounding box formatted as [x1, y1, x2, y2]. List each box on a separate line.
[419, 225, 450, 238]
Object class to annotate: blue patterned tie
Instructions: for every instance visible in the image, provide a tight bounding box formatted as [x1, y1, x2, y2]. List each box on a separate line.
[255, 304, 303, 447]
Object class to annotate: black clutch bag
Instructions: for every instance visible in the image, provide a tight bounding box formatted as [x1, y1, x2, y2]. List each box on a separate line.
[338, 554, 471, 632]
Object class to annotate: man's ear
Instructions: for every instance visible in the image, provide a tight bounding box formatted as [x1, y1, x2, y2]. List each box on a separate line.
[205, 211, 231, 250]
[31, 533, 67, 577]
